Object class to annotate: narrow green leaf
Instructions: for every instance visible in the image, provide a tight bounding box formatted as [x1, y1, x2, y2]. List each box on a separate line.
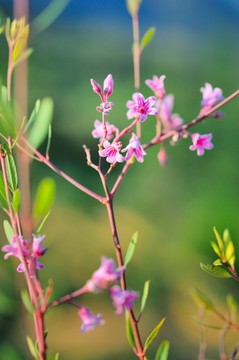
[33, 177, 56, 219]
[55, 353, 60, 360]
[125, 232, 138, 266]
[12, 188, 21, 213]
[213, 227, 224, 252]
[141, 27, 156, 51]
[31, 0, 71, 35]
[0, 172, 8, 208]
[140, 280, 150, 313]
[5, 153, 18, 191]
[27, 97, 54, 149]
[25, 99, 41, 132]
[225, 240, 235, 267]
[26, 336, 38, 359]
[12, 24, 29, 62]
[125, 311, 135, 348]
[144, 318, 166, 351]
[21, 289, 34, 314]
[46, 124, 52, 158]
[190, 288, 214, 310]
[3, 220, 14, 243]
[13, 47, 33, 68]
[35, 211, 51, 234]
[211, 241, 221, 258]
[126, 0, 142, 16]
[200, 263, 232, 278]
[155, 340, 170, 360]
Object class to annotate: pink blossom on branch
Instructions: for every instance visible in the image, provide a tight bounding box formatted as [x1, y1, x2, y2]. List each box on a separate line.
[126, 92, 158, 122]
[86, 256, 125, 292]
[92, 120, 118, 141]
[199, 83, 224, 118]
[122, 133, 146, 163]
[145, 75, 166, 99]
[78, 307, 105, 333]
[109, 285, 139, 315]
[98, 140, 125, 164]
[189, 133, 214, 156]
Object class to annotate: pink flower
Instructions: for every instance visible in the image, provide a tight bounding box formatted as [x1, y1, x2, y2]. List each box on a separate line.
[2, 234, 47, 274]
[98, 140, 125, 163]
[126, 93, 158, 122]
[122, 133, 146, 163]
[32, 235, 47, 257]
[92, 120, 118, 141]
[110, 285, 139, 315]
[199, 83, 224, 118]
[145, 75, 166, 99]
[158, 94, 183, 130]
[189, 133, 214, 156]
[78, 307, 105, 333]
[90, 74, 114, 102]
[87, 257, 125, 292]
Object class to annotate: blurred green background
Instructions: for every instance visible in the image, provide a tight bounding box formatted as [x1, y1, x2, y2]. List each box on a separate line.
[0, 0, 239, 359]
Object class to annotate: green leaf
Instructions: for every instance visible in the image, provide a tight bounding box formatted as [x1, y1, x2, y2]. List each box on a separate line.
[12, 188, 21, 213]
[21, 289, 34, 314]
[27, 97, 54, 149]
[3, 220, 14, 243]
[125, 311, 135, 348]
[25, 99, 41, 132]
[0, 87, 15, 137]
[213, 227, 224, 252]
[13, 47, 33, 68]
[12, 24, 29, 63]
[200, 263, 232, 278]
[155, 340, 170, 360]
[211, 241, 221, 258]
[46, 124, 52, 158]
[35, 211, 51, 234]
[5, 153, 18, 192]
[140, 280, 150, 313]
[190, 288, 214, 310]
[32, 0, 71, 35]
[0, 172, 8, 208]
[140, 27, 156, 51]
[125, 232, 138, 266]
[33, 177, 56, 219]
[144, 318, 166, 351]
[26, 336, 38, 359]
[126, 0, 142, 16]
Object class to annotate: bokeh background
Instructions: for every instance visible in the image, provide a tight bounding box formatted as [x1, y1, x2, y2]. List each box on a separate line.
[0, 0, 239, 359]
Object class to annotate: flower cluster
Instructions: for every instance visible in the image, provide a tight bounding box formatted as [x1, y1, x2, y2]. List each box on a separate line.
[78, 257, 139, 332]
[2, 234, 47, 275]
[145, 74, 224, 157]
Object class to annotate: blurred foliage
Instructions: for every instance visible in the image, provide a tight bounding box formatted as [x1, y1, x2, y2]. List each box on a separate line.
[0, 1, 239, 359]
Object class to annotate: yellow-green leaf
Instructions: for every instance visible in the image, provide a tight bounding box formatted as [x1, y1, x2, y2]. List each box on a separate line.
[144, 318, 166, 351]
[33, 177, 55, 219]
[141, 27, 156, 51]
[200, 263, 232, 278]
